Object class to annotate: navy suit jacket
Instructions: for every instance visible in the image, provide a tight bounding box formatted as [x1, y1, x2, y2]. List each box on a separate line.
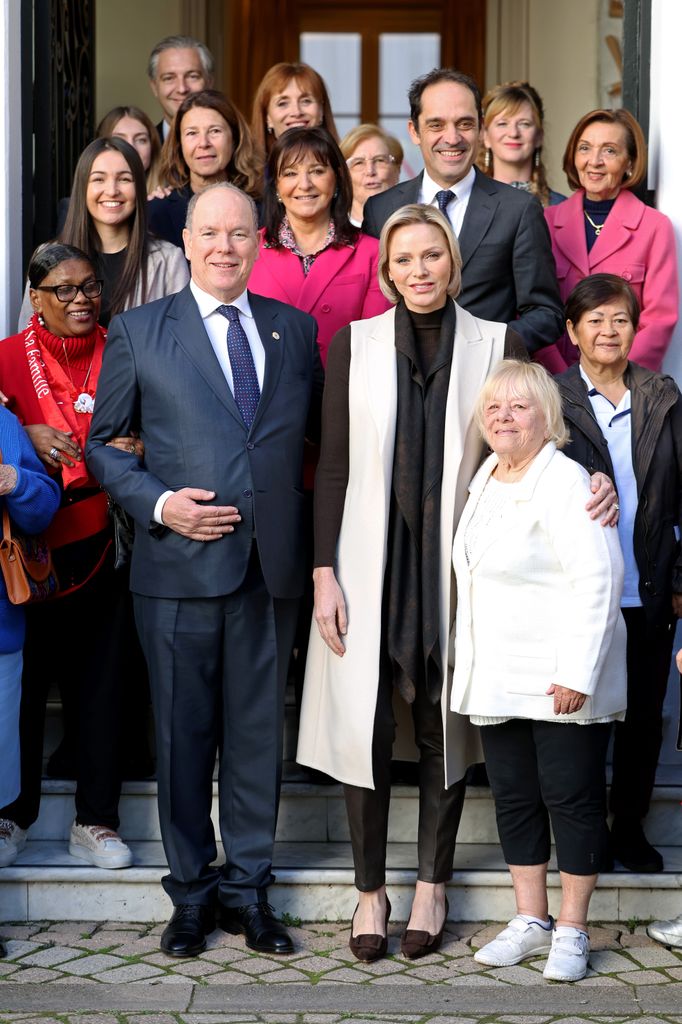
[362, 167, 563, 354]
[87, 286, 323, 600]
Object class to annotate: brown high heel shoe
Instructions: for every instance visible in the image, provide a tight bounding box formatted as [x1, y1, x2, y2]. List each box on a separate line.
[401, 896, 449, 959]
[349, 896, 392, 962]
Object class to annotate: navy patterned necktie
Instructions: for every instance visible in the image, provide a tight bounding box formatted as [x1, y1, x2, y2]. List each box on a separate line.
[217, 304, 260, 429]
[435, 189, 455, 214]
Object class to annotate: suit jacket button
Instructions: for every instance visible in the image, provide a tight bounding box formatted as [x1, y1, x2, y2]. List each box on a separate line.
[622, 271, 632, 281]
[246, 442, 255, 450]
[321, 303, 331, 313]
[243, 488, 252, 497]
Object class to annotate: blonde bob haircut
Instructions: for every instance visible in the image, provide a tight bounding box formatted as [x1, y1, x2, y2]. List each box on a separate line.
[474, 359, 569, 449]
[378, 204, 462, 304]
[339, 123, 404, 167]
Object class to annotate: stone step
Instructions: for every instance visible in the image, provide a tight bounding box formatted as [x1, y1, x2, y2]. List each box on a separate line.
[2, 839, 680, 923]
[24, 776, 682, 846]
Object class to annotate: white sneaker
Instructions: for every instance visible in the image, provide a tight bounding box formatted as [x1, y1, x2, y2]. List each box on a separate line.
[543, 925, 590, 981]
[647, 914, 682, 948]
[474, 915, 554, 966]
[68, 822, 133, 869]
[0, 819, 27, 867]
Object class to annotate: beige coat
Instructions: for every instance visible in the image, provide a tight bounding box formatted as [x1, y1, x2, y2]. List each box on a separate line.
[297, 301, 507, 789]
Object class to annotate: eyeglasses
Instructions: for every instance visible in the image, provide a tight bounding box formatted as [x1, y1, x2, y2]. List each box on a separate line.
[346, 155, 395, 173]
[33, 280, 104, 302]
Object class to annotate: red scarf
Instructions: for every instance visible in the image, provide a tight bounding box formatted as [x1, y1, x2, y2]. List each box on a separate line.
[23, 313, 106, 489]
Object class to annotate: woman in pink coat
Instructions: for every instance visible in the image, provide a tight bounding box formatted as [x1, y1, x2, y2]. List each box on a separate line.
[539, 108, 678, 374]
[249, 126, 391, 368]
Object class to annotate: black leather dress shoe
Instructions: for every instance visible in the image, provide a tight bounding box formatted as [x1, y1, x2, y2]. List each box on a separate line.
[220, 901, 294, 953]
[160, 904, 215, 957]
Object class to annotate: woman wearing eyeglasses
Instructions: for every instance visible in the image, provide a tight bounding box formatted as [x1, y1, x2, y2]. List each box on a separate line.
[340, 125, 403, 227]
[0, 242, 143, 872]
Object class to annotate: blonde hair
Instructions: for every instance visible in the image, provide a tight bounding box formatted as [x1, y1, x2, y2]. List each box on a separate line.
[474, 359, 569, 449]
[339, 123, 404, 167]
[478, 81, 552, 206]
[378, 204, 462, 304]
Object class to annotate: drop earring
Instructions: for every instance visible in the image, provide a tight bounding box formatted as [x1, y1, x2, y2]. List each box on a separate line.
[534, 148, 541, 169]
[484, 148, 492, 170]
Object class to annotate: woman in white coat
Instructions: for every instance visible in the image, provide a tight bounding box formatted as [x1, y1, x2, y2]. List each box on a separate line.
[297, 206, 616, 963]
[451, 360, 626, 982]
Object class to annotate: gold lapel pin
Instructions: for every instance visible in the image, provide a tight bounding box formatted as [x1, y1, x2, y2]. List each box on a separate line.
[272, 331, 280, 340]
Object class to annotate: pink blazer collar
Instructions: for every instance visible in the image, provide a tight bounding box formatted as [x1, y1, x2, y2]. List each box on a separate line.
[551, 189, 646, 273]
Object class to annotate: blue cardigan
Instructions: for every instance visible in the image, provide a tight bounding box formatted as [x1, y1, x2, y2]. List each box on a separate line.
[0, 407, 61, 652]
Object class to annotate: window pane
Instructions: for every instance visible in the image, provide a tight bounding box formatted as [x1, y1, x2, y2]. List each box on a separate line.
[300, 33, 361, 118]
[379, 116, 422, 179]
[379, 33, 440, 117]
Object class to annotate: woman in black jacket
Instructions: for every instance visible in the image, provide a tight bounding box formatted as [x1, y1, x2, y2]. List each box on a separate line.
[558, 273, 682, 873]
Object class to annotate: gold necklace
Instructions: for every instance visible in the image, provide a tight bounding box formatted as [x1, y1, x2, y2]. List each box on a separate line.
[584, 209, 608, 236]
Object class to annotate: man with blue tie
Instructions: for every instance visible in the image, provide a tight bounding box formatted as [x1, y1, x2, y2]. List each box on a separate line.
[87, 183, 323, 958]
[362, 68, 563, 355]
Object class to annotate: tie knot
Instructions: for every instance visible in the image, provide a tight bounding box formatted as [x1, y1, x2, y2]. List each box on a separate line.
[217, 304, 239, 322]
[435, 189, 454, 214]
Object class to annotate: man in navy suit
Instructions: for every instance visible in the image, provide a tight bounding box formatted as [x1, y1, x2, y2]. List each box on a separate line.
[362, 68, 563, 354]
[87, 183, 323, 957]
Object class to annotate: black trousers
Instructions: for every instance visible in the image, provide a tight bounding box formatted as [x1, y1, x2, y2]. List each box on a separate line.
[610, 607, 675, 821]
[134, 545, 299, 908]
[0, 552, 128, 831]
[481, 719, 611, 875]
[344, 661, 466, 891]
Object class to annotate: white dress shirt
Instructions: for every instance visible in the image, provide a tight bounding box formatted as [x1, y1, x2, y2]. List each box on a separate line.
[153, 282, 265, 524]
[419, 166, 476, 236]
[580, 366, 641, 607]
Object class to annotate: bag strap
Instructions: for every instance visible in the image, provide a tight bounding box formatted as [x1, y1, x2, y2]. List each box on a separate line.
[0, 449, 11, 546]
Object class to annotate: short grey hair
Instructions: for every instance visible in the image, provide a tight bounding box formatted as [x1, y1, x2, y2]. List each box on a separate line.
[377, 204, 462, 303]
[185, 182, 259, 234]
[147, 35, 214, 80]
[474, 359, 570, 449]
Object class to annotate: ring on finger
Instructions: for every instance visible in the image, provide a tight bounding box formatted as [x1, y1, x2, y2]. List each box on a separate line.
[613, 502, 620, 511]
[49, 446, 59, 460]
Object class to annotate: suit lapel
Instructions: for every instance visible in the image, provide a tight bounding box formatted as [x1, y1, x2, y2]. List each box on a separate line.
[166, 286, 244, 427]
[550, 190, 590, 276]
[248, 292, 284, 433]
[589, 191, 643, 266]
[298, 244, 356, 313]
[457, 170, 500, 269]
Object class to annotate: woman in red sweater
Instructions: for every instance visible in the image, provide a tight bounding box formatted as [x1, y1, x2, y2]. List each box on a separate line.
[0, 243, 140, 872]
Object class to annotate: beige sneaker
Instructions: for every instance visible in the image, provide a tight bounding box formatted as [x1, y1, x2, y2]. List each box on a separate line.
[68, 822, 133, 869]
[0, 819, 27, 867]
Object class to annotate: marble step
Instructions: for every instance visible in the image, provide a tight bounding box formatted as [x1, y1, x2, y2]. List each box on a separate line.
[2, 839, 681, 923]
[23, 778, 682, 848]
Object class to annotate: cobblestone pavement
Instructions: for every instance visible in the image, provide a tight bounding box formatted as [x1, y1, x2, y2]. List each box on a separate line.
[1, 919, 681, 1023]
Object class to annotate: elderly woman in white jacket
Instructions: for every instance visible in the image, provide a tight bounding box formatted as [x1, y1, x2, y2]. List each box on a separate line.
[451, 359, 626, 983]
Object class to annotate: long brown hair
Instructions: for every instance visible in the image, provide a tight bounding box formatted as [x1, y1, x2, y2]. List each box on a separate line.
[61, 136, 149, 316]
[160, 90, 262, 197]
[251, 62, 338, 159]
[478, 81, 553, 206]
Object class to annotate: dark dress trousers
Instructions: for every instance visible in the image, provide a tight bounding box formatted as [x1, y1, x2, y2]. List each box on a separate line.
[87, 286, 323, 908]
[362, 167, 563, 355]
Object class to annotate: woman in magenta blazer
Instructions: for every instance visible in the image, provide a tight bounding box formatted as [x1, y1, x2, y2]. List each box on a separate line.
[249, 126, 390, 368]
[539, 108, 678, 374]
